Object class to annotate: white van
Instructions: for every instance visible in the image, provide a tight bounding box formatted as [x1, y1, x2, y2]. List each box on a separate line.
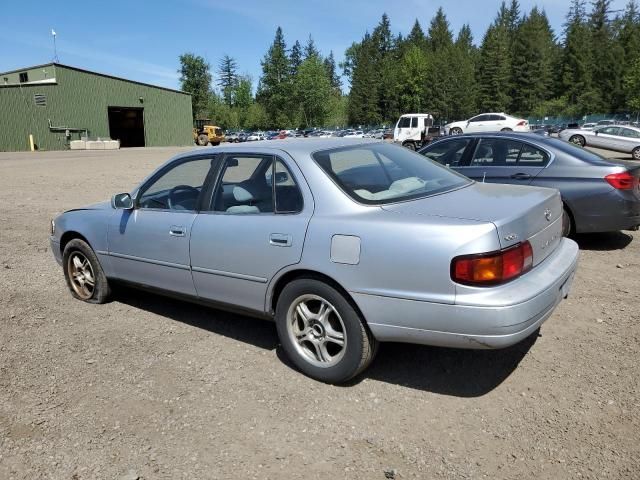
[393, 113, 435, 150]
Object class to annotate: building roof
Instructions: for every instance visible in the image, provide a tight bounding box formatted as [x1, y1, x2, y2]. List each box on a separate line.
[0, 62, 190, 95]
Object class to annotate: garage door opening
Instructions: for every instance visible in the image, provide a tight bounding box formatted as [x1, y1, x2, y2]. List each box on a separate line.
[108, 107, 145, 147]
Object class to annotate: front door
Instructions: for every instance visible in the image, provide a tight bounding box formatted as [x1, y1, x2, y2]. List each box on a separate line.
[107, 155, 215, 295]
[190, 153, 312, 313]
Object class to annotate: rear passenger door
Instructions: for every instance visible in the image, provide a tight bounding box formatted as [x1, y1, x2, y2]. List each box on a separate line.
[457, 138, 548, 185]
[189, 153, 313, 313]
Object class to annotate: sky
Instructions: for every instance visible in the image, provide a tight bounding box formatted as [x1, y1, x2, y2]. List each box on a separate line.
[0, 0, 631, 93]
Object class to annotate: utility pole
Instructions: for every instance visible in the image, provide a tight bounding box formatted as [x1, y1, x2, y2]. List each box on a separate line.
[51, 29, 59, 63]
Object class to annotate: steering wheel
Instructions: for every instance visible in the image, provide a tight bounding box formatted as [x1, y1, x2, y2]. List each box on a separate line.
[167, 185, 200, 209]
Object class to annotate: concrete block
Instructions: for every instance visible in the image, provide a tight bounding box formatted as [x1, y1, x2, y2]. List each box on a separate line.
[69, 140, 86, 150]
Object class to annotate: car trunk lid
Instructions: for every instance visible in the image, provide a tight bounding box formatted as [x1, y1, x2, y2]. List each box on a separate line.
[381, 183, 563, 266]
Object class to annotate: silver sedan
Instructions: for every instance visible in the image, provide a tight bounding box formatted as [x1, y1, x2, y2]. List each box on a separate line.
[560, 125, 640, 160]
[50, 139, 579, 383]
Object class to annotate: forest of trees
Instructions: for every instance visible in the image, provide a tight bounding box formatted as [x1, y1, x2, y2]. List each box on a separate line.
[179, 0, 640, 130]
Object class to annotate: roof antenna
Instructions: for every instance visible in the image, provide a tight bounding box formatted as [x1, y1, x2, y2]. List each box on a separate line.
[51, 29, 59, 63]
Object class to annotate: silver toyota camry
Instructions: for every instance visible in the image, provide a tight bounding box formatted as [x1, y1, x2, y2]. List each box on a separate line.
[50, 139, 579, 383]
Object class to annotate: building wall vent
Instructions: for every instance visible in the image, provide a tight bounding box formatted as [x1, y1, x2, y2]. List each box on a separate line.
[34, 94, 47, 107]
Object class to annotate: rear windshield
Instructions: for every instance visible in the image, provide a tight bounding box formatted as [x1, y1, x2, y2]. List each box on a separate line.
[312, 143, 471, 205]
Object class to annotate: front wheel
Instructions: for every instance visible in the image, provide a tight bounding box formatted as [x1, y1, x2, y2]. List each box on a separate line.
[501, 127, 513, 132]
[569, 135, 585, 147]
[449, 127, 463, 135]
[632, 146, 640, 160]
[197, 134, 209, 146]
[63, 239, 111, 303]
[275, 279, 378, 383]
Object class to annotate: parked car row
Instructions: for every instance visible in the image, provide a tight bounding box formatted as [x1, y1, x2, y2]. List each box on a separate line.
[559, 124, 640, 160]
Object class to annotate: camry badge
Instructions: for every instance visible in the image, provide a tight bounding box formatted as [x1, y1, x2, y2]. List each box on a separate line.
[504, 233, 518, 242]
[544, 209, 552, 221]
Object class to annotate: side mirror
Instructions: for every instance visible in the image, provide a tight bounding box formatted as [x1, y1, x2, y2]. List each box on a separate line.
[112, 192, 133, 209]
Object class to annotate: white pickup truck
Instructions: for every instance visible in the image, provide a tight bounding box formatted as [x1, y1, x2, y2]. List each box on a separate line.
[393, 113, 441, 150]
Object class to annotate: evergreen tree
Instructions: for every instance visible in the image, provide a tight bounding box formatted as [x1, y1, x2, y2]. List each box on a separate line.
[510, 8, 556, 115]
[427, 7, 454, 51]
[372, 14, 399, 122]
[406, 19, 427, 50]
[217, 55, 238, 106]
[590, 0, 624, 111]
[294, 56, 333, 126]
[323, 51, 342, 91]
[347, 33, 380, 125]
[448, 25, 478, 120]
[561, 0, 599, 114]
[304, 35, 320, 59]
[477, 23, 512, 111]
[178, 53, 212, 120]
[290, 40, 303, 76]
[256, 27, 292, 126]
[397, 45, 429, 113]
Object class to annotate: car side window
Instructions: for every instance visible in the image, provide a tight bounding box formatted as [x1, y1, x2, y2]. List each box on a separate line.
[211, 155, 273, 214]
[137, 157, 213, 211]
[398, 117, 410, 128]
[620, 128, 640, 138]
[471, 139, 522, 166]
[469, 115, 483, 123]
[599, 127, 621, 135]
[518, 144, 550, 166]
[411, 117, 418, 128]
[270, 160, 304, 213]
[421, 139, 472, 167]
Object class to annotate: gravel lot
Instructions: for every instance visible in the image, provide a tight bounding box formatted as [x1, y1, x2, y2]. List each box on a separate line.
[1, 144, 639, 479]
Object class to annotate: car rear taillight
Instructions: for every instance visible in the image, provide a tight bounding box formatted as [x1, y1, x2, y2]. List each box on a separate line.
[605, 172, 639, 190]
[516, 120, 527, 126]
[451, 241, 533, 286]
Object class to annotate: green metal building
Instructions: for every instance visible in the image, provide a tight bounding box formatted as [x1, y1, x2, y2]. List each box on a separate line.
[0, 63, 193, 151]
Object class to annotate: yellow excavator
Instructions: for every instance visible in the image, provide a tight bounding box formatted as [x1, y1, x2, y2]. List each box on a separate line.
[193, 119, 225, 146]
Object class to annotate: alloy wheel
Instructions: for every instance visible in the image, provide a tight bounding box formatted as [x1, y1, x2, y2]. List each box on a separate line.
[286, 294, 347, 368]
[67, 252, 95, 300]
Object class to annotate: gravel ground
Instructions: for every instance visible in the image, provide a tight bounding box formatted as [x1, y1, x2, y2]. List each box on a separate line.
[0, 145, 639, 479]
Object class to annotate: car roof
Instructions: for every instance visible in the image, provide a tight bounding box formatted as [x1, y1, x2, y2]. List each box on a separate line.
[178, 138, 380, 159]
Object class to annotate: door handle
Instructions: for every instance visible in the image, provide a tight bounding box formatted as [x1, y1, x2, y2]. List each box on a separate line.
[510, 173, 531, 180]
[270, 233, 292, 247]
[169, 225, 185, 237]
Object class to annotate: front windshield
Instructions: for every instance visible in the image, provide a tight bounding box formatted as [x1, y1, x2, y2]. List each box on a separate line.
[312, 143, 471, 205]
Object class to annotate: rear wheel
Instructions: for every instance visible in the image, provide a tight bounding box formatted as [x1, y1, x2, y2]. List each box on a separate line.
[275, 278, 378, 383]
[562, 206, 573, 237]
[63, 239, 110, 304]
[632, 146, 640, 160]
[450, 127, 463, 135]
[569, 135, 585, 147]
[402, 141, 416, 151]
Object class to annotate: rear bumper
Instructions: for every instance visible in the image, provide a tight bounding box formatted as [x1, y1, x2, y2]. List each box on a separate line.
[354, 238, 579, 349]
[574, 191, 640, 233]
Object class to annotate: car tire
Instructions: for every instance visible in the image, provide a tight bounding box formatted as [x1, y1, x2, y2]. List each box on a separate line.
[632, 146, 640, 160]
[450, 127, 463, 135]
[562, 206, 573, 237]
[275, 278, 378, 384]
[211, 142, 220, 146]
[501, 127, 513, 132]
[197, 134, 209, 146]
[402, 142, 416, 151]
[569, 135, 585, 147]
[63, 239, 111, 304]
